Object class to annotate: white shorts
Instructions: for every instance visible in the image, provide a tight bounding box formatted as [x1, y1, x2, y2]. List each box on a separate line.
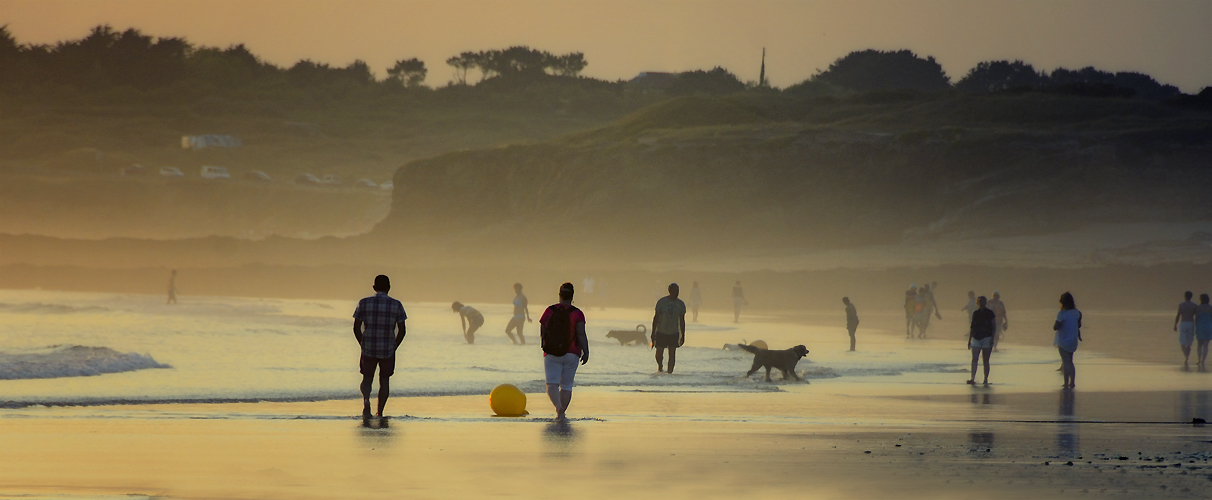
[1179, 322, 1195, 347]
[970, 337, 993, 349]
[544, 353, 579, 391]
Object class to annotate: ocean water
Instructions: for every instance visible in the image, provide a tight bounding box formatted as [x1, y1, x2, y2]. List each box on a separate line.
[0, 290, 1079, 407]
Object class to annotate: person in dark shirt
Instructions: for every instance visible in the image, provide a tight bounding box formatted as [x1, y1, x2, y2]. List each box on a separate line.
[842, 297, 859, 351]
[967, 296, 996, 386]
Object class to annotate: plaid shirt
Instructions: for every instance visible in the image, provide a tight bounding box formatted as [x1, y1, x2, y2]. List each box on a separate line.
[353, 292, 407, 358]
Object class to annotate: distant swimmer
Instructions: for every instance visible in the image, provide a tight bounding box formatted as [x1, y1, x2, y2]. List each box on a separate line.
[1195, 294, 1212, 370]
[689, 281, 703, 323]
[504, 283, 532, 345]
[539, 282, 589, 421]
[652, 283, 687, 374]
[960, 291, 977, 325]
[1054, 292, 1082, 389]
[843, 297, 859, 352]
[352, 275, 408, 418]
[1174, 291, 1198, 370]
[967, 296, 995, 386]
[166, 269, 178, 305]
[452, 301, 484, 345]
[988, 292, 1008, 351]
[732, 281, 747, 323]
[904, 284, 919, 337]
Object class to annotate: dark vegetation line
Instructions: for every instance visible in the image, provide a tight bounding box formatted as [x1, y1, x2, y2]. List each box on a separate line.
[1, 24, 1209, 107]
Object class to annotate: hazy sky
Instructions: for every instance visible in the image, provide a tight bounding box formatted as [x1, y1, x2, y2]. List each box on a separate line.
[3, 0, 1211, 91]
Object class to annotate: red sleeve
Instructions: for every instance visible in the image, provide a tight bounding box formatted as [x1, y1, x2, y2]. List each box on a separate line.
[539, 306, 552, 326]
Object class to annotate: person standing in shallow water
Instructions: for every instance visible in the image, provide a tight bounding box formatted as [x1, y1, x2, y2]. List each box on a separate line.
[452, 302, 484, 344]
[1194, 293, 1212, 370]
[988, 292, 1009, 351]
[352, 275, 407, 418]
[504, 283, 531, 344]
[1174, 291, 1198, 369]
[540, 282, 589, 421]
[1054, 292, 1082, 389]
[732, 281, 747, 323]
[652, 283, 687, 374]
[689, 281, 703, 323]
[166, 270, 178, 305]
[843, 297, 859, 351]
[967, 296, 995, 386]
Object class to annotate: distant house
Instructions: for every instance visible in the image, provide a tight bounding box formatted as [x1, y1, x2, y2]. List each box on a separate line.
[625, 72, 678, 96]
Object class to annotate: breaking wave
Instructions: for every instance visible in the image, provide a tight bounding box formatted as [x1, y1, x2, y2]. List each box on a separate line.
[0, 345, 170, 380]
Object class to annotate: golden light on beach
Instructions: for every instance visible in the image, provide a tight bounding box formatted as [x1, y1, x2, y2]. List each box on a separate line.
[1, 0, 1212, 499]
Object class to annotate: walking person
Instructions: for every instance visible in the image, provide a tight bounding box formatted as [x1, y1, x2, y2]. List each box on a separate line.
[352, 275, 408, 418]
[1194, 294, 1212, 370]
[452, 301, 484, 344]
[1174, 291, 1198, 370]
[166, 269, 179, 305]
[960, 290, 977, 326]
[988, 292, 1009, 351]
[504, 283, 531, 344]
[904, 284, 919, 337]
[540, 282, 589, 421]
[652, 283, 687, 374]
[967, 296, 996, 385]
[843, 297, 859, 352]
[1054, 292, 1083, 389]
[732, 281, 747, 323]
[918, 283, 942, 338]
[689, 281, 703, 323]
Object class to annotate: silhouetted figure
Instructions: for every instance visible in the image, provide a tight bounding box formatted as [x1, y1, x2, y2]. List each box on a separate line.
[1195, 294, 1212, 370]
[352, 275, 407, 418]
[960, 290, 977, 326]
[917, 283, 941, 338]
[1174, 291, 1198, 369]
[689, 281, 702, 323]
[967, 296, 995, 385]
[452, 301, 484, 344]
[652, 283, 687, 373]
[540, 282, 589, 421]
[843, 297, 859, 351]
[166, 269, 178, 305]
[1054, 292, 1082, 389]
[904, 284, 919, 337]
[732, 281, 747, 323]
[504, 283, 532, 344]
[988, 292, 1008, 351]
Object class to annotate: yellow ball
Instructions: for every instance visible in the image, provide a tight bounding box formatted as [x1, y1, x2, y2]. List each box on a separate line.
[749, 340, 769, 350]
[489, 384, 528, 416]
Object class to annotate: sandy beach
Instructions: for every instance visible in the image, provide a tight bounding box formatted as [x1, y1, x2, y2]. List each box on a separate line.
[1, 291, 1210, 499]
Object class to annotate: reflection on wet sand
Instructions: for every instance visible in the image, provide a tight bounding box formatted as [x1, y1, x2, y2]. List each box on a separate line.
[543, 420, 578, 458]
[967, 390, 994, 457]
[1056, 390, 1078, 457]
[356, 416, 395, 449]
[1176, 391, 1210, 422]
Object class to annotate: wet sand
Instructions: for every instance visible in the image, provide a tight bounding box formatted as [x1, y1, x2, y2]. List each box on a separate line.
[3, 383, 1210, 499]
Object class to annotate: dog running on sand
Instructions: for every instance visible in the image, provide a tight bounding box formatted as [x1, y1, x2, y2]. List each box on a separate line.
[739, 344, 809, 382]
[605, 325, 648, 346]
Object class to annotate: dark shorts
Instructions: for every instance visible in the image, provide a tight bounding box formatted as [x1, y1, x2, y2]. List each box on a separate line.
[653, 332, 680, 349]
[360, 355, 396, 377]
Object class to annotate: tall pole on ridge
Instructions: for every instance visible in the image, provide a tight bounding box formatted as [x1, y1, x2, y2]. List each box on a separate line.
[759, 47, 767, 87]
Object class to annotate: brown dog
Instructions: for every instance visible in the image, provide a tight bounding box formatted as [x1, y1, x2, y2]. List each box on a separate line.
[605, 325, 648, 346]
[739, 344, 809, 382]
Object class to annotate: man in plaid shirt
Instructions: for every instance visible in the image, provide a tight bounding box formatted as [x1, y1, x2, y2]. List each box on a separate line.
[353, 275, 408, 418]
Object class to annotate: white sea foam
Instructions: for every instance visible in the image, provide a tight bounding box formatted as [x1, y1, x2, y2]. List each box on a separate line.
[0, 345, 170, 380]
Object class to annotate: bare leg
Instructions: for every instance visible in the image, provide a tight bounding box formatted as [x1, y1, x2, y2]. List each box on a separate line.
[516, 322, 525, 345]
[968, 346, 979, 384]
[1197, 339, 1209, 367]
[1182, 345, 1191, 368]
[848, 326, 857, 351]
[655, 346, 665, 372]
[981, 347, 992, 384]
[667, 347, 677, 374]
[734, 304, 741, 323]
[546, 383, 564, 419]
[360, 372, 374, 417]
[560, 390, 572, 417]
[692, 306, 699, 322]
[376, 374, 390, 417]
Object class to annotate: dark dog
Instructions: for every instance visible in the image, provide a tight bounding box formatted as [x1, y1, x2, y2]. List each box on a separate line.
[739, 344, 809, 382]
[605, 325, 648, 346]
